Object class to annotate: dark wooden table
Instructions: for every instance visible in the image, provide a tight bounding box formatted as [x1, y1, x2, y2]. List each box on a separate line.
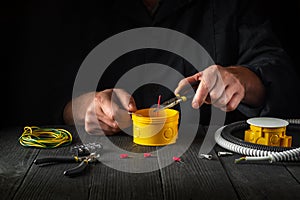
[1, 125, 300, 200]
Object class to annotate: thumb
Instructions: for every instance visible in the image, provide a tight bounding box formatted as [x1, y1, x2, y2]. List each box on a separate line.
[113, 89, 137, 112]
[127, 96, 137, 112]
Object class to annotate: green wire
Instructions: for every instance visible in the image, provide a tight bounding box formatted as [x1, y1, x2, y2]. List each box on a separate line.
[19, 126, 73, 148]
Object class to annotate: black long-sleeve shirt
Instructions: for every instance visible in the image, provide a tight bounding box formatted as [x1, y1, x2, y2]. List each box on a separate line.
[3, 0, 300, 127]
[84, 0, 300, 124]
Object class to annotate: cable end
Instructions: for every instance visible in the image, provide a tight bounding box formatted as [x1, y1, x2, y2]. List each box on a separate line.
[234, 156, 246, 164]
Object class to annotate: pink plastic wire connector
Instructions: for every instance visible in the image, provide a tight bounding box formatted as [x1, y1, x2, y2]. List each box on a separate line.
[119, 154, 129, 159]
[144, 153, 152, 158]
[173, 156, 183, 162]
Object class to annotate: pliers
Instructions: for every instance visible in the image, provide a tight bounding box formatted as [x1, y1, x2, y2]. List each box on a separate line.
[34, 152, 100, 177]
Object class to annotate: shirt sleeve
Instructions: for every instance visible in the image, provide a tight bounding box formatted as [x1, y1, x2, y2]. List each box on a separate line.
[235, 0, 300, 118]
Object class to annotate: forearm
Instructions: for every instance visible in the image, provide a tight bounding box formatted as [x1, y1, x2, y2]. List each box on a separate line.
[63, 92, 95, 125]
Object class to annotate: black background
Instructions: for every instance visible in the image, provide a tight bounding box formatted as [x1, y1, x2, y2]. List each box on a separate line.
[1, 0, 300, 128]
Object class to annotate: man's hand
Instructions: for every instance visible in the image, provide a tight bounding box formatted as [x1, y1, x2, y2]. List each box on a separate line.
[84, 89, 137, 135]
[175, 65, 265, 112]
[63, 89, 137, 135]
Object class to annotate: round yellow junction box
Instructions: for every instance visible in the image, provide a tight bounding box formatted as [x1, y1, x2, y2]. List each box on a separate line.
[132, 108, 179, 146]
[244, 117, 292, 147]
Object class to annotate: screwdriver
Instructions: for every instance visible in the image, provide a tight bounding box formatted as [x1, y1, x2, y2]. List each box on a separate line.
[154, 80, 200, 112]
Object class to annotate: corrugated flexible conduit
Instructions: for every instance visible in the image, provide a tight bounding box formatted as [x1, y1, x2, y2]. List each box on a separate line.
[214, 119, 300, 163]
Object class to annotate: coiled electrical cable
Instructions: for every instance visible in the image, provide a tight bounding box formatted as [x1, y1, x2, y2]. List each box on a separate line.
[215, 119, 300, 163]
[19, 126, 73, 148]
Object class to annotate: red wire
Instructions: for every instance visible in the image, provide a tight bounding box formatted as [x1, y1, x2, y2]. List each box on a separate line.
[156, 95, 161, 116]
[157, 95, 161, 109]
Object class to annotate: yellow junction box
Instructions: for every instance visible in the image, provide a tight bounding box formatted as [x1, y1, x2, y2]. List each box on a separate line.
[132, 108, 179, 146]
[244, 124, 292, 147]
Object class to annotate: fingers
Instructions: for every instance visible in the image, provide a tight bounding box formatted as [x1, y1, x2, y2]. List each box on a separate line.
[95, 94, 119, 128]
[192, 80, 209, 109]
[113, 89, 137, 112]
[192, 66, 219, 108]
[190, 65, 245, 111]
[174, 72, 202, 95]
[216, 83, 244, 112]
[84, 97, 120, 135]
[85, 105, 120, 135]
[225, 92, 244, 111]
[85, 120, 120, 136]
[109, 89, 135, 128]
[84, 89, 136, 135]
[213, 68, 245, 111]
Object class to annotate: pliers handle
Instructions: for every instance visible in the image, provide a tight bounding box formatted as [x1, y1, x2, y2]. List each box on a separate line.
[34, 156, 80, 165]
[63, 160, 89, 177]
[34, 153, 99, 177]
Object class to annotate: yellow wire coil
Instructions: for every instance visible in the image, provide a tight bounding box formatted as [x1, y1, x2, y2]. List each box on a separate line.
[19, 126, 73, 148]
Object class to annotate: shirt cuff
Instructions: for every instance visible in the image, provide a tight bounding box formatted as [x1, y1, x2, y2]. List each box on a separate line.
[237, 102, 264, 118]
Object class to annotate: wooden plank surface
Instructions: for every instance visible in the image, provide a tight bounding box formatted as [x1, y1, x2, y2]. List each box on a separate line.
[88, 134, 164, 200]
[283, 127, 300, 184]
[214, 137, 300, 200]
[0, 126, 40, 200]
[158, 126, 238, 200]
[12, 125, 92, 200]
[284, 162, 300, 184]
[12, 126, 164, 200]
[3, 124, 300, 200]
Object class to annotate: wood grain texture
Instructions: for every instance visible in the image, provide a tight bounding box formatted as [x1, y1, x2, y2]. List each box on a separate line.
[88, 133, 164, 200]
[215, 145, 300, 200]
[2, 124, 300, 200]
[0, 126, 40, 200]
[284, 127, 300, 184]
[12, 126, 92, 200]
[208, 123, 300, 200]
[158, 126, 238, 200]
